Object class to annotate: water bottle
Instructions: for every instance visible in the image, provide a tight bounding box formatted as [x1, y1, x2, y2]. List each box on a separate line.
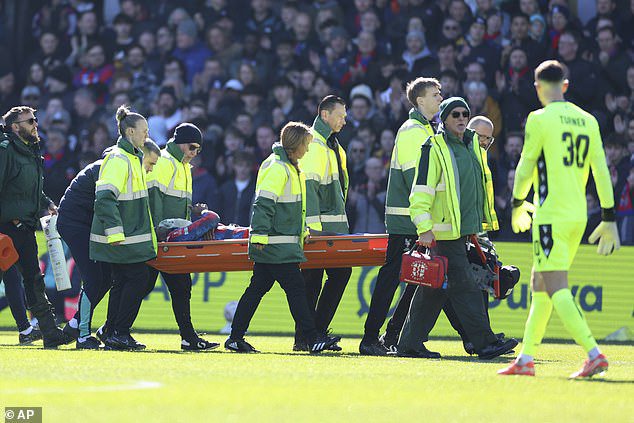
[40, 215, 72, 291]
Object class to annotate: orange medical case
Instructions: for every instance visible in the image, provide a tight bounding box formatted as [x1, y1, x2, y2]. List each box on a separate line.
[0, 233, 19, 271]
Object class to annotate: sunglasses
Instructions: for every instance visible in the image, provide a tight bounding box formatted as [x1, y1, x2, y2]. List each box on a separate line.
[14, 116, 38, 125]
[451, 111, 470, 119]
[444, 25, 459, 30]
[352, 148, 365, 153]
[188, 144, 202, 153]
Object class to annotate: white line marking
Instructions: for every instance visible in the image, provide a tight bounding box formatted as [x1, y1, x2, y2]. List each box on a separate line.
[0, 381, 162, 394]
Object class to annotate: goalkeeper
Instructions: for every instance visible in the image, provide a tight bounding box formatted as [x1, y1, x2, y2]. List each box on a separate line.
[498, 60, 620, 379]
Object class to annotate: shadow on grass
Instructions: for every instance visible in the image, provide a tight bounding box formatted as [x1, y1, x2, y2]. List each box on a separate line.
[571, 378, 634, 384]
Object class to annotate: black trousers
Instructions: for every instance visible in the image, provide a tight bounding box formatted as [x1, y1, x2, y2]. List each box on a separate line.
[398, 237, 497, 352]
[0, 222, 59, 336]
[107, 262, 148, 335]
[58, 220, 112, 338]
[365, 234, 470, 345]
[1, 265, 30, 331]
[362, 234, 417, 343]
[231, 262, 317, 342]
[295, 266, 351, 342]
[145, 266, 196, 340]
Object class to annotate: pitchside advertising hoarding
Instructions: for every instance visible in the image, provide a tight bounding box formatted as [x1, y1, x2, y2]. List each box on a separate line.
[0, 236, 631, 340]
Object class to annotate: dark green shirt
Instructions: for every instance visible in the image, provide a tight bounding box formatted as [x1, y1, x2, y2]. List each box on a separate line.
[445, 130, 484, 236]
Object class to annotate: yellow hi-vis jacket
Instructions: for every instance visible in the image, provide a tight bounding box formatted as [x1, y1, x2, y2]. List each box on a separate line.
[146, 141, 193, 225]
[299, 116, 349, 233]
[90, 137, 157, 263]
[409, 130, 498, 240]
[249, 144, 309, 264]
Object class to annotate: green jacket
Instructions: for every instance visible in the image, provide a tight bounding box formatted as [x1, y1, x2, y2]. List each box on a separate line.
[299, 116, 349, 233]
[146, 141, 192, 225]
[249, 144, 308, 264]
[0, 132, 53, 228]
[89, 137, 157, 263]
[385, 108, 436, 235]
[409, 128, 498, 240]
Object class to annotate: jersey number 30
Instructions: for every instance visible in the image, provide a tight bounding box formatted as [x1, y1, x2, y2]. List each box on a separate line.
[562, 132, 589, 168]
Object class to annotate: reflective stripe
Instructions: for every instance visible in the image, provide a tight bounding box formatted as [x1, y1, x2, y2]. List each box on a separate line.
[432, 223, 452, 232]
[306, 216, 320, 224]
[118, 189, 148, 201]
[436, 183, 446, 192]
[278, 194, 302, 203]
[90, 233, 152, 245]
[305, 172, 337, 184]
[320, 214, 347, 223]
[412, 185, 435, 195]
[385, 206, 410, 216]
[95, 184, 120, 197]
[267, 235, 300, 244]
[412, 212, 432, 226]
[146, 179, 191, 199]
[256, 189, 278, 201]
[104, 226, 124, 236]
[401, 160, 417, 171]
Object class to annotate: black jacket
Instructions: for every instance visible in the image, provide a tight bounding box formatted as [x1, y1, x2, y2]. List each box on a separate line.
[0, 132, 52, 228]
[57, 160, 102, 227]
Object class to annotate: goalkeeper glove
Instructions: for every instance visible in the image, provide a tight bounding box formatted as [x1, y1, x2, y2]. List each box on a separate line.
[588, 209, 621, 255]
[511, 199, 535, 233]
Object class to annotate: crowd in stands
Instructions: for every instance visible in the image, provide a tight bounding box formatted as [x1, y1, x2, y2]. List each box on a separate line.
[1, 0, 633, 243]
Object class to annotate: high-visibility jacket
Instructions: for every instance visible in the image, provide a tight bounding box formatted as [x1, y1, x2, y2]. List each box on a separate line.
[299, 116, 349, 233]
[146, 141, 192, 225]
[89, 137, 157, 263]
[249, 144, 308, 264]
[409, 129, 498, 240]
[385, 108, 436, 235]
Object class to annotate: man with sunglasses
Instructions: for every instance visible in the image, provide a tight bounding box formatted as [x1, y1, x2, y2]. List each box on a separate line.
[397, 97, 517, 359]
[145, 122, 220, 351]
[0, 106, 74, 348]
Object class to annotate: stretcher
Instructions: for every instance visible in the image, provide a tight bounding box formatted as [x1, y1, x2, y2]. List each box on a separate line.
[147, 234, 388, 274]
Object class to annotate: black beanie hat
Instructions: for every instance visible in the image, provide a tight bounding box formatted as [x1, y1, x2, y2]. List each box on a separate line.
[173, 123, 202, 145]
[439, 97, 470, 122]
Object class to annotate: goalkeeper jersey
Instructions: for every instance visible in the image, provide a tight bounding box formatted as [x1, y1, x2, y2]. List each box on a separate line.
[513, 101, 614, 223]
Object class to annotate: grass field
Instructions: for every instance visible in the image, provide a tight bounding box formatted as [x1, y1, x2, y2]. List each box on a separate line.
[0, 331, 632, 423]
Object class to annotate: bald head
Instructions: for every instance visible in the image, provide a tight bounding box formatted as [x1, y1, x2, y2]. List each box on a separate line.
[467, 115, 494, 149]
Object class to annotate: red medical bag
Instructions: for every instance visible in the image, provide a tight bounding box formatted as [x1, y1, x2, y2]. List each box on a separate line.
[400, 242, 448, 288]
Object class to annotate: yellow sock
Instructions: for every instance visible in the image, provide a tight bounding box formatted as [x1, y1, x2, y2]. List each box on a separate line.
[520, 291, 552, 357]
[551, 288, 598, 352]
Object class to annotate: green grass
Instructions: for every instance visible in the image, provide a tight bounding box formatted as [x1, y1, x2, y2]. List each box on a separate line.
[0, 332, 632, 423]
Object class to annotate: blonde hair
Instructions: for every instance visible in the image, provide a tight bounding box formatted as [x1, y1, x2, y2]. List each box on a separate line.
[280, 121, 312, 152]
[115, 104, 145, 137]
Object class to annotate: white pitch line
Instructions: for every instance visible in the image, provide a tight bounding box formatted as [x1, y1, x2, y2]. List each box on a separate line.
[0, 380, 162, 394]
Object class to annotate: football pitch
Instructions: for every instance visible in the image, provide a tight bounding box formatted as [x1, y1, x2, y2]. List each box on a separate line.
[0, 332, 632, 423]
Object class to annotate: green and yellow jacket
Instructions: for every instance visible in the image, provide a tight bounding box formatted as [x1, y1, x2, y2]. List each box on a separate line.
[146, 141, 192, 224]
[385, 108, 436, 234]
[299, 117, 349, 233]
[409, 128, 498, 240]
[249, 144, 309, 264]
[89, 137, 157, 263]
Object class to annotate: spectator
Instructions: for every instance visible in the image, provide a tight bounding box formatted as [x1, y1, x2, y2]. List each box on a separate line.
[147, 87, 183, 146]
[245, 0, 283, 49]
[72, 87, 109, 148]
[205, 25, 242, 69]
[73, 43, 114, 104]
[270, 77, 311, 129]
[125, 44, 158, 109]
[459, 17, 500, 85]
[191, 153, 219, 212]
[215, 126, 246, 181]
[464, 80, 502, 138]
[491, 131, 523, 190]
[172, 19, 212, 85]
[27, 31, 65, 74]
[346, 138, 367, 189]
[402, 30, 434, 76]
[616, 165, 634, 245]
[348, 157, 387, 234]
[503, 12, 544, 67]
[594, 26, 630, 95]
[253, 124, 276, 163]
[217, 151, 256, 226]
[0, 66, 18, 113]
[42, 128, 78, 204]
